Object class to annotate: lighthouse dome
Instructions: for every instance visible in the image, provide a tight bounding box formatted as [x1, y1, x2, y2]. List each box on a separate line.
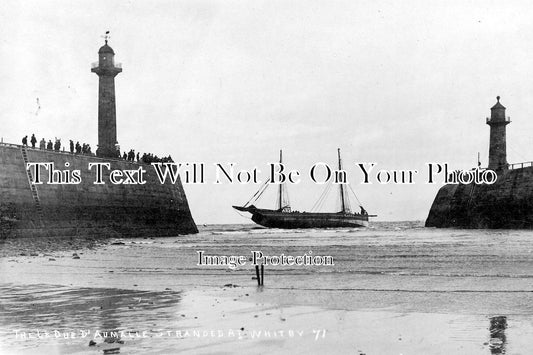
[98, 43, 115, 55]
[491, 96, 506, 110]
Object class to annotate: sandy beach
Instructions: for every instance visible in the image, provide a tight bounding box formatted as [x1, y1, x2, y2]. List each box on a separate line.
[1, 223, 533, 354]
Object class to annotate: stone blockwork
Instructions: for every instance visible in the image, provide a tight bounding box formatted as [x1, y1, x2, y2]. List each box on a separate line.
[0, 144, 198, 237]
[425, 167, 533, 228]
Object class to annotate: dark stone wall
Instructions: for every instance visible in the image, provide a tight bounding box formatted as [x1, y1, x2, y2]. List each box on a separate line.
[488, 124, 508, 171]
[0, 144, 198, 237]
[97, 75, 118, 157]
[425, 167, 533, 228]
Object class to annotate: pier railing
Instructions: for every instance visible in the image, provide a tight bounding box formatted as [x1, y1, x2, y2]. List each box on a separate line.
[0, 142, 20, 149]
[508, 161, 533, 170]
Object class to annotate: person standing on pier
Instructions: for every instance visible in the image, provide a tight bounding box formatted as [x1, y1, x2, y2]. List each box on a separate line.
[54, 138, 61, 151]
[30, 134, 37, 148]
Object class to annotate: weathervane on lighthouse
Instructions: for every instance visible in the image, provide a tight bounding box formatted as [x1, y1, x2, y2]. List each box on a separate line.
[101, 30, 111, 44]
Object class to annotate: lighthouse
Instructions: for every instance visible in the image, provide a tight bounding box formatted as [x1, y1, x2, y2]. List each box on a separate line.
[486, 96, 510, 171]
[91, 37, 122, 158]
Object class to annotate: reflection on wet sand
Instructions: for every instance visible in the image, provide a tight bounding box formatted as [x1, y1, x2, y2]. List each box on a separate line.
[99, 308, 122, 354]
[0, 284, 181, 352]
[489, 316, 507, 354]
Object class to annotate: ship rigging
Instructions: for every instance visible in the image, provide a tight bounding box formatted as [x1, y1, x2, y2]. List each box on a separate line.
[233, 149, 375, 229]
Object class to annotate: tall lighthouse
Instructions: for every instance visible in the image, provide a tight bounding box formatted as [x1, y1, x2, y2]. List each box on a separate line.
[91, 36, 122, 158]
[486, 96, 510, 171]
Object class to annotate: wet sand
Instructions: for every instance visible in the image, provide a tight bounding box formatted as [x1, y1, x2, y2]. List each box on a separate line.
[1, 223, 533, 354]
[0, 235, 109, 258]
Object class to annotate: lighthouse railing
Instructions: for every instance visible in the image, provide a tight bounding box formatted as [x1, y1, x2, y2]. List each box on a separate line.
[486, 116, 511, 124]
[91, 61, 122, 69]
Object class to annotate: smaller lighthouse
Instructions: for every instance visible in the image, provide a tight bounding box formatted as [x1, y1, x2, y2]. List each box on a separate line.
[486, 96, 510, 171]
[91, 36, 122, 158]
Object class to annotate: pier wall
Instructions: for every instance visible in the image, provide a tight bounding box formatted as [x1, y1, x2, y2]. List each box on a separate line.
[0, 144, 198, 237]
[425, 167, 533, 228]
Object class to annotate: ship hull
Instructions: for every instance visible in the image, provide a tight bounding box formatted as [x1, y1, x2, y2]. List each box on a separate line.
[234, 207, 368, 229]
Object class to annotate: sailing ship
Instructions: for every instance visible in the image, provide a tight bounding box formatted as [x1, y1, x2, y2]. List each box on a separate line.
[233, 149, 374, 229]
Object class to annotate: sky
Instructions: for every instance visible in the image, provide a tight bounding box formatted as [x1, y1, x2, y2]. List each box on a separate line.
[2, 0, 533, 224]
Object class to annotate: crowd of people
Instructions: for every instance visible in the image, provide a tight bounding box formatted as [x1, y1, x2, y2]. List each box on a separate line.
[22, 134, 172, 164]
[140, 152, 174, 164]
[120, 149, 174, 164]
[22, 134, 93, 155]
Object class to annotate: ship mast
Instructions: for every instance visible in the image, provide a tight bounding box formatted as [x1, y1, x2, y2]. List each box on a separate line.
[275, 149, 291, 212]
[338, 148, 351, 213]
[278, 150, 283, 210]
[338, 149, 345, 213]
